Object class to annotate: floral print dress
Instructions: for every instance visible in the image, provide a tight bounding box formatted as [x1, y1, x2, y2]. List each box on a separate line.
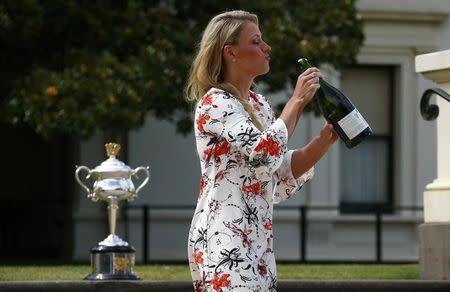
[188, 88, 314, 292]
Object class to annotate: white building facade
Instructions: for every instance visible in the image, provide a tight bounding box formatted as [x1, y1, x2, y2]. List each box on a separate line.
[73, 0, 450, 262]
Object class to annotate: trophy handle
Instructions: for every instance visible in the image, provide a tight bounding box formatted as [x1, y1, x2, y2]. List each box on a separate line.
[75, 166, 92, 195]
[133, 166, 150, 194]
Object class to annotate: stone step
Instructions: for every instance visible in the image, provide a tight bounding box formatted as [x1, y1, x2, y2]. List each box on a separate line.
[1, 280, 450, 292]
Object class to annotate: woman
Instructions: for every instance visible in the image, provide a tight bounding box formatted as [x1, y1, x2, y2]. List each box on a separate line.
[185, 10, 338, 291]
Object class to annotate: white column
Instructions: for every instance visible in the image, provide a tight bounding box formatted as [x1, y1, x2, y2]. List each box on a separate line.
[415, 49, 450, 222]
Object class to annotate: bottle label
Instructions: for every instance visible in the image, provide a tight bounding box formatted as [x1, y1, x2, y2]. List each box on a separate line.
[337, 109, 369, 140]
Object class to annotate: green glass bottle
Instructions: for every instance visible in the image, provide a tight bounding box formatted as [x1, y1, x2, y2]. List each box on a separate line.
[298, 58, 372, 148]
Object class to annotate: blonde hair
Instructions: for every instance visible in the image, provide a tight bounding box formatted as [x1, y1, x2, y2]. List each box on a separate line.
[185, 10, 263, 131]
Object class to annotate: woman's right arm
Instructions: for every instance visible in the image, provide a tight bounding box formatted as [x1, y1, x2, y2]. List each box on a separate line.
[196, 90, 288, 181]
[279, 67, 321, 139]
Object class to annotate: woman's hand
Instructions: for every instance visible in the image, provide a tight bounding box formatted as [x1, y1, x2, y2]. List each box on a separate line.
[291, 67, 321, 107]
[319, 122, 339, 146]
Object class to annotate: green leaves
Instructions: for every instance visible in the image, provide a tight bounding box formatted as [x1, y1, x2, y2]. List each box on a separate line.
[1, 0, 364, 139]
[8, 52, 146, 138]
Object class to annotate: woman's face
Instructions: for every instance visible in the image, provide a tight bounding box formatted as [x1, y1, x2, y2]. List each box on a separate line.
[232, 21, 271, 78]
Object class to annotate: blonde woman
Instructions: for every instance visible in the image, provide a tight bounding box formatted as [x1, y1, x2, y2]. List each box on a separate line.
[186, 10, 338, 291]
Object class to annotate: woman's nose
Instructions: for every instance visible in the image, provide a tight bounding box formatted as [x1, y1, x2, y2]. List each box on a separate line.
[263, 41, 271, 53]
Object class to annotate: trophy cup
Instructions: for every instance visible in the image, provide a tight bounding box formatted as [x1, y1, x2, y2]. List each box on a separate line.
[75, 142, 150, 280]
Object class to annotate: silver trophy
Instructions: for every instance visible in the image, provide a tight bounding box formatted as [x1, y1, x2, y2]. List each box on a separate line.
[75, 142, 150, 280]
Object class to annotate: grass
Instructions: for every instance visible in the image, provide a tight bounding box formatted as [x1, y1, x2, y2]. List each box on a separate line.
[277, 264, 419, 280]
[0, 264, 419, 281]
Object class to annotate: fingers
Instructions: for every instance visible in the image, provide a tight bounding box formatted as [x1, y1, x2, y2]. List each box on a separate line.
[297, 68, 320, 88]
[329, 128, 339, 144]
[302, 67, 321, 76]
[321, 123, 339, 144]
[321, 122, 333, 134]
[300, 67, 322, 81]
[298, 68, 321, 91]
[303, 83, 320, 102]
[292, 67, 321, 104]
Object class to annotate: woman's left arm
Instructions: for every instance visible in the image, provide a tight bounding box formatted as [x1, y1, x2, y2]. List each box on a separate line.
[272, 123, 338, 203]
[290, 123, 338, 178]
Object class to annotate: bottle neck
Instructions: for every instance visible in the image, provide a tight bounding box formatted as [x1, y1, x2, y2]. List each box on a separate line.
[298, 58, 312, 72]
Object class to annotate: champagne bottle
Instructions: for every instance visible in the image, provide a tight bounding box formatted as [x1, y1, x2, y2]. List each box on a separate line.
[298, 58, 372, 148]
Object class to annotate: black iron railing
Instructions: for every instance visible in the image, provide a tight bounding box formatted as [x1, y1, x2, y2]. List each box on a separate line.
[420, 87, 450, 120]
[124, 204, 422, 264]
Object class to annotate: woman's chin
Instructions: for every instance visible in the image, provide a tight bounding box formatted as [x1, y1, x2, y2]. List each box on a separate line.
[253, 65, 270, 77]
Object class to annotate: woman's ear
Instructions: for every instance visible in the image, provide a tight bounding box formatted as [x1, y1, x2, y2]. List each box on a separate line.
[223, 45, 236, 63]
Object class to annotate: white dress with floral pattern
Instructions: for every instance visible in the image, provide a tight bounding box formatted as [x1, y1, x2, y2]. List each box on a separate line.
[188, 88, 314, 292]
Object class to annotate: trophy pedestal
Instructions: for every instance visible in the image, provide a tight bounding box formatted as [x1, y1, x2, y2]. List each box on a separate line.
[85, 244, 139, 280]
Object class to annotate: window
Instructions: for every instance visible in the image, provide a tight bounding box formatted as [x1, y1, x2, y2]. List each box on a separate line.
[339, 66, 394, 213]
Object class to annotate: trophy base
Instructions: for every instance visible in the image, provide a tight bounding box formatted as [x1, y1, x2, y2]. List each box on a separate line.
[84, 273, 140, 280]
[85, 244, 140, 281]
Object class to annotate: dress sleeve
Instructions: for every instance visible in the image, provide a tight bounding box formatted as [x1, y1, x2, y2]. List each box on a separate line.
[254, 92, 314, 203]
[272, 150, 314, 204]
[196, 90, 288, 181]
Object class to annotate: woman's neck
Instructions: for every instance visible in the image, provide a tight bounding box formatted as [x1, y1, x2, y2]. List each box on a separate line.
[223, 69, 253, 98]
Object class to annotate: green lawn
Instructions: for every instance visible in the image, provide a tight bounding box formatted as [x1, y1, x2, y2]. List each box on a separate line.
[0, 264, 419, 281]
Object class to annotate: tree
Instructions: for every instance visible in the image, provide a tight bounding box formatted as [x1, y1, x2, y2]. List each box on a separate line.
[0, 0, 363, 139]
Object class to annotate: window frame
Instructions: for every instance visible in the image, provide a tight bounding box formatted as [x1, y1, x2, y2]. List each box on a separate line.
[338, 65, 395, 214]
